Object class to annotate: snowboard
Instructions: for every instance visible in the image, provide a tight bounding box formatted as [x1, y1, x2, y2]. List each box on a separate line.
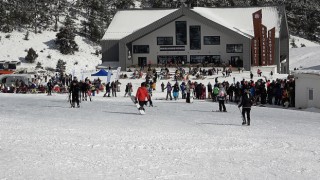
[130, 96, 145, 115]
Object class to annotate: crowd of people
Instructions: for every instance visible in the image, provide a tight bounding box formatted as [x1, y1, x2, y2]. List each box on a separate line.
[1, 66, 296, 122]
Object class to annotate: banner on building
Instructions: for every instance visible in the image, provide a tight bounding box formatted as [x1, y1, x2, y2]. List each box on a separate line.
[252, 10, 262, 38]
[260, 24, 268, 66]
[251, 37, 260, 66]
[267, 28, 275, 65]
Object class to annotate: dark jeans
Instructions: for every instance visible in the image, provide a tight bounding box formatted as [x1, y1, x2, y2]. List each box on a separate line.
[72, 93, 80, 106]
[139, 101, 147, 110]
[166, 92, 172, 100]
[218, 100, 226, 111]
[242, 108, 251, 124]
[186, 93, 190, 103]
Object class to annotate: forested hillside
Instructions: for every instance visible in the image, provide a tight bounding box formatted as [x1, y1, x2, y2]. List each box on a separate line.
[0, 0, 319, 43]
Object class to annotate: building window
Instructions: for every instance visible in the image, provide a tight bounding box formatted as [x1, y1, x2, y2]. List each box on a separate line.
[138, 57, 147, 67]
[309, 89, 313, 100]
[190, 55, 220, 64]
[226, 44, 243, 53]
[190, 26, 201, 50]
[157, 55, 187, 64]
[204, 36, 220, 45]
[157, 37, 173, 45]
[133, 45, 149, 54]
[176, 21, 187, 45]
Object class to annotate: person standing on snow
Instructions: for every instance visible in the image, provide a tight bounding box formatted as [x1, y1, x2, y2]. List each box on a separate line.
[69, 77, 80, 108]
[136, 82, 149, 112]
[146, 83, 153, 107]
[161, 82, 165, 92]
[172, 82, 180, 100]
[165, 82, 172, 100]
[238, 88, 254, 126]
[47, 79, 53, 95]
[207, 82, 212, 99]
[217, 84, 227, 112]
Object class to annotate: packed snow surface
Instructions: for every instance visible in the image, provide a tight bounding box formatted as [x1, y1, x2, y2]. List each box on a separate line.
[1, 74, 320, 179]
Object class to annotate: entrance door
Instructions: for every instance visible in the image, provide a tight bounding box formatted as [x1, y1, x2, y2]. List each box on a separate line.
[230, 56, 240, 67]
[138, 57, 147, 68]
[307, 88, 314, 107]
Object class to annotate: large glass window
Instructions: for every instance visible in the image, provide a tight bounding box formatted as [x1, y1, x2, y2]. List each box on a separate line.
[204, 36, 220, 45]
[190, 26, 201, 50]
[190, 55, 220, 64]
[176, 21, 187, 45]
[157, 37, 173, 45]
[157, 55, 187, 64]
[8, 63, 17, 69]
[226, 44, 243, 53]
[133, 45, 149, 54]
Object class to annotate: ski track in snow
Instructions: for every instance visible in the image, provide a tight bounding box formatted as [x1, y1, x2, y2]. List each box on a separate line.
[0, 93, 320, 179]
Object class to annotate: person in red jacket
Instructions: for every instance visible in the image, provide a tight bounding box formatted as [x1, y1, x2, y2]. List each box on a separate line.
[136, 82, 149, 111]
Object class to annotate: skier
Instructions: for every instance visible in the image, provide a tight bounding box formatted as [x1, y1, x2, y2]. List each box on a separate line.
[47, 79, 53, 95]
[136, 82, 149, 113]
[217, 84, 227, 112]
[238, 88, 254, 125]
[69, 77, 80, 108]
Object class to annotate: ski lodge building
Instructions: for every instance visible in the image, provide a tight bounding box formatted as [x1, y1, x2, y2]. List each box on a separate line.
[101, 6, 289, 73]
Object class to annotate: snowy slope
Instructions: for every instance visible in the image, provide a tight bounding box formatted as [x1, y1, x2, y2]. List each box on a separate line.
[290, 35, 320, 48]
[0, 30, 102, 74]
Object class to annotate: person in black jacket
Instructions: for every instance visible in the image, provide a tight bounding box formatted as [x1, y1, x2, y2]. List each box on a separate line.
[69, 77, 80, 108]
[238, 88, 254, 126]
[47, 79, 53, 95]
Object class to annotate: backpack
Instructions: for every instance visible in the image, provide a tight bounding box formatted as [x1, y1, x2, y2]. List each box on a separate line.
[213, 87, 219, 95]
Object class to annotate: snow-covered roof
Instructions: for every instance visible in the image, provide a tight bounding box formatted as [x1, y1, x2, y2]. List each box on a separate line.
[102, 9, 177, 40]
[192, 6, 282, 38]
[102, 6, 283, 41]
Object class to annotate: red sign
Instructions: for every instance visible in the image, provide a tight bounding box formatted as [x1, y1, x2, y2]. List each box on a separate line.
[252, 10, 262, 38]
[252, 9, 275, 67]
[267, 27, 275, 65]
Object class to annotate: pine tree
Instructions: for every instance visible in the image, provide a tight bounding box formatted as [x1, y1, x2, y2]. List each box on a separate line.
[56, 59, 66, 72]
[55, 15, 78, 54]
[25, 48, 38, 63]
